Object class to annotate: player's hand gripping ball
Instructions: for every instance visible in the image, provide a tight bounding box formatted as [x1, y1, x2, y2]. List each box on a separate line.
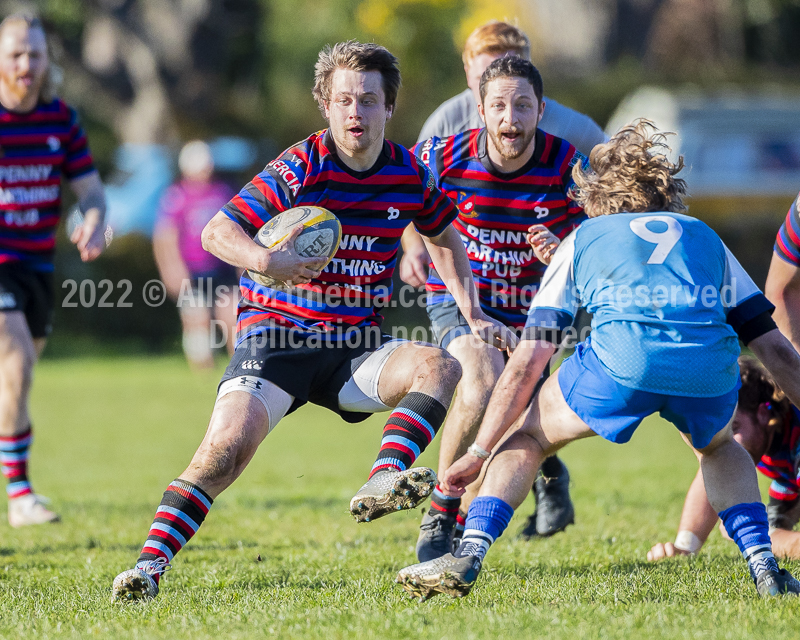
[249, 206, 342, 289]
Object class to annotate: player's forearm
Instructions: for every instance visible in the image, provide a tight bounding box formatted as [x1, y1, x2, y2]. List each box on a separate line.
[202, 212, 266, 272]
[675, 467, 720, 550]
[768, 528, 800, 559]
[749, 329, 800, 409]
[423, 226, 483, 323]
[71, 171, 107, 223]
[769, 287, 800, 354]
[401, 224, 427, 254]
[474, 340, 554, 453]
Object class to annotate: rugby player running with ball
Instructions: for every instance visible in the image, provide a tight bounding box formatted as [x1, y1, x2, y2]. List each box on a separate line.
[112, 40, 515, 602]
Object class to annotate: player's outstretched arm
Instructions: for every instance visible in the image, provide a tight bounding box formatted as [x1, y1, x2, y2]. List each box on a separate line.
[423, 224, 518, 351]
[68, 171, 107, 262]
[440, 339, 555, 495]
[764, 252, 800, 354]
[749, 328, 800, 410]
[647, 466, 719, 561]
[201, 212, 323, 285]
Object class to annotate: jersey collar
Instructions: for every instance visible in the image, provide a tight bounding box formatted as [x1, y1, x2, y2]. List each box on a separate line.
[322, 129, 392, 179]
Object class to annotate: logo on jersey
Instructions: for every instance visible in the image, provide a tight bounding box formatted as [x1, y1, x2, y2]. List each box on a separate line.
[46, 136, 60, 151]
[387, 207, 400, 220]
[568, 150, 589, 171]
[239, 360, 263, 371]
[268, 159, 301, 196]
[534, 206, 549, 219]
[0, 293, 15, 309]
[456, 192, 478, 218]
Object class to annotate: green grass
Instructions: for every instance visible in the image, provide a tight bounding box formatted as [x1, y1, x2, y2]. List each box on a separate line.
[1, 355, 795, 639]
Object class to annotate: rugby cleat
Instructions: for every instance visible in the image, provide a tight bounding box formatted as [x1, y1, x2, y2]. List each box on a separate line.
[532, 458, 574, 536]
[416, 511, 458, 562]
[111, 558, 171, 602]
[396, 552, 482, 602]
[8, 493, 59, 528]
[756, 568, 800, 598]
[350, 467, 436, 523]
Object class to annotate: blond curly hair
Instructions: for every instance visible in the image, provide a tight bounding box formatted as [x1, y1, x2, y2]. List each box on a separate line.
[571, 119, 687, 218]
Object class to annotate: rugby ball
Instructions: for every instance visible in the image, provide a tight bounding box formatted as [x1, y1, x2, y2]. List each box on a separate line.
[248, 205, 341, 288]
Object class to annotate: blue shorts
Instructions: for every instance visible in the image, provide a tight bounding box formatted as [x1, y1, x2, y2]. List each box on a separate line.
[557, 340, 739, 449]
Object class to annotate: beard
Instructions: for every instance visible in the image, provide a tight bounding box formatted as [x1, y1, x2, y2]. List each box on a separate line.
[488, 125, 536, 161]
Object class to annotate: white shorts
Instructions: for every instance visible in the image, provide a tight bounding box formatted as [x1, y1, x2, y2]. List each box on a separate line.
[216, 339, 407, 432]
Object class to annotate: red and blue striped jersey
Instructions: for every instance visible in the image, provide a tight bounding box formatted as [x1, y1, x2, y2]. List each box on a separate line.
[775, 192, 800, 266]
[0, 99, 95, 271]
[413, 128, 587, 327]
[223, 129, 458, 341]
[758, 406, 800, 503]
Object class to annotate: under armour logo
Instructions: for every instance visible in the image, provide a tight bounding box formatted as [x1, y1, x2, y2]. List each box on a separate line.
[387, 207, 400, 220]
[535, 206, 549, 218]
[238, 377, 263, 389]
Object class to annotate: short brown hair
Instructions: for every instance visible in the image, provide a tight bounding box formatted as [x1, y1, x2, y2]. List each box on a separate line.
[462, 21, 530, 65]
[312, 40, 401, 115]
[571, 119, 687, 218]
[0, 12, 57, 103]
[738, 356, 790, 431]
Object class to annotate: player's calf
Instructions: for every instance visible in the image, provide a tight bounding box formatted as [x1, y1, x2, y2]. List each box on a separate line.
[112, 479, 212, 603]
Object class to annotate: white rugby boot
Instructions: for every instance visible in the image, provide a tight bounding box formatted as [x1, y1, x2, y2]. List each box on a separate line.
[8, 493, 60, 527]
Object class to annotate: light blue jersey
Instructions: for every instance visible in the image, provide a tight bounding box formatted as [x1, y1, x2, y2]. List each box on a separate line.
[525, 212, 774, 397]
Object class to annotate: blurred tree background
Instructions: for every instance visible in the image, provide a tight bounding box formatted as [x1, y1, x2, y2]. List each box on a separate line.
[2, 0, 800, 354]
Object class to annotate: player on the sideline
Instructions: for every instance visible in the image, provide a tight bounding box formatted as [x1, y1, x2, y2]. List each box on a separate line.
[397, 120, 800, 600]
[647, 357, 800, 562]
[402, 21, 606, 540]
[111, 40, 515, 602]
[411, 56, 586, 562]
[765, 190, 800, 354]
[0, 14, 107, 527]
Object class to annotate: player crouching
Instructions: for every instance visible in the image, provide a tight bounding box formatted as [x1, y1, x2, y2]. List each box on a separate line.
[111, 40, 514, 602]
[396, 120, 800, 600]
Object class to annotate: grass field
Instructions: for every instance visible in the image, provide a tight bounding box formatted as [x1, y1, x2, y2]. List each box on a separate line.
[1, 355, 797, 639]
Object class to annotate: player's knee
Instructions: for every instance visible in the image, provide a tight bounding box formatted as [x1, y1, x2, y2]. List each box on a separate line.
[0, 343, 35, 389]
[418, 347, 462, 389]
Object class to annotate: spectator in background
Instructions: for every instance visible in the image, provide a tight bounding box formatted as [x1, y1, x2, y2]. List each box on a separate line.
[0, 13, 107, 526]
[153, 141, 238, 370]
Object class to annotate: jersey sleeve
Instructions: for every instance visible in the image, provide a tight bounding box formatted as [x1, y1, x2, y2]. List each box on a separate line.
[561, 146, 589, 225]
[721, 244, 777, 344]
[522, 231, 579, 343]
[222, 144, 309, 237]
[63, 107, 96, 180]
[410, 155, 458, 238]
[774, 193, 800, 266]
